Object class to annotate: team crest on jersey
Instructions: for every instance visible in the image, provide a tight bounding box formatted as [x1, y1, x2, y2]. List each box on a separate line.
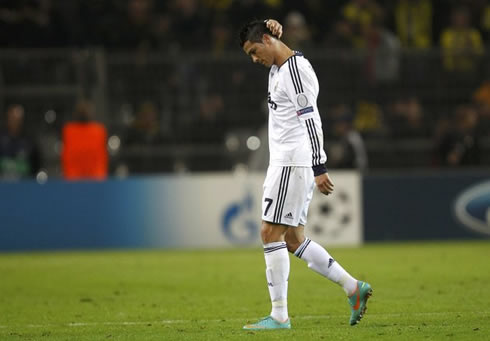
[297, 94, 308, 108]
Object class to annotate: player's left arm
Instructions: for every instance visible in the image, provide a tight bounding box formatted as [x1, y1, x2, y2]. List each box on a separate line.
[315, 172, 334, 196]
[284, 58, 333, 195]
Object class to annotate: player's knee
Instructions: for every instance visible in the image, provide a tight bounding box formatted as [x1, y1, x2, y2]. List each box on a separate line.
[260, 222, 286, 243]
[284, 235, 301, 253]
[284, 229, 304, 253]
[285, 241, 300, 253]
[260, 224, 275, 243]
[260, 227, 269, 243]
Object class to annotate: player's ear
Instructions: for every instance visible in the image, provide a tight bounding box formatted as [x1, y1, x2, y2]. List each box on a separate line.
[262, 34, 272, 45]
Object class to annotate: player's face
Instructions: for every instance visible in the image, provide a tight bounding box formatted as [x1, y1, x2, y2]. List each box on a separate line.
[243, 39, 274, 68]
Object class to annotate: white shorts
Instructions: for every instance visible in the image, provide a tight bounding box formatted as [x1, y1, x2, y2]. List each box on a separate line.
[262, 165, 315, 227]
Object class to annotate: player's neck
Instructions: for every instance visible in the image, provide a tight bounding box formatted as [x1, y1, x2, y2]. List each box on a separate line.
[273, 42, 295, 68]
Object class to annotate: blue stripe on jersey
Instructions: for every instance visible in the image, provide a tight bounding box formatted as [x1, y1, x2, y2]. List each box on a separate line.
[273, 167, 291, 224]
[278, 168, 291, 223]
[287, 59, 299, 94]
[310, 121, 321, 165]
[287, 56, 304, 95]
[305, 119, 318, 165]
[273, 168, 287, 223]
[306, 118, 321, 166]
[297, 106, 314, 116]
[293, 56, 304, 93]
[264, 244, 287, 253]
[295, 238, 311, 258]
[310, 120, 322, 166]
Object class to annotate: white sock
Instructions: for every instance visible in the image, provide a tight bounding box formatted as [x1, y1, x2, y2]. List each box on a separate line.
[295, 238, 358, 295]
[263, 241, 289, 322]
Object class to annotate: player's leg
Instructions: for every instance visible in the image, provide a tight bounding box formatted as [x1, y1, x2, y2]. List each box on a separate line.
[285, 225, 357, 295]
[261, 221, 290, 322]
[284, 167, 373, 325]
[243, 222, 291, 330]
[243, 166, 292, 330]
[286, 225, 373, 325]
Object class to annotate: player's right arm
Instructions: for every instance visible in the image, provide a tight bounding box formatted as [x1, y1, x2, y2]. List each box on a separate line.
[265, 19, 283, 39]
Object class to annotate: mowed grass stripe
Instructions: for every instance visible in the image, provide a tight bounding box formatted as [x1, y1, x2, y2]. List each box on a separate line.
[0, 241, 489, 340]
[1, 311, 489, 329]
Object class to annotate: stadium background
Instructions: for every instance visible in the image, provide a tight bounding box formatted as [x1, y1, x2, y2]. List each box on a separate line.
[0, 0, 488, 250]
[0, 1, 489, 340]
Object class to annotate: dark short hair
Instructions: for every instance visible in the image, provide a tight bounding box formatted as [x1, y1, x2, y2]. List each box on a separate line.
[239, 20, 275, 48]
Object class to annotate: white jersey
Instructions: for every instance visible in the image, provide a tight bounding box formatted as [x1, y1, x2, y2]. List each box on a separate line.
[267, 52, 327, 173]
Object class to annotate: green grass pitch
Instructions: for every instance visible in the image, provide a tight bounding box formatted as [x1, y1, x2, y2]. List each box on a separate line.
[0, 241, 489, 340]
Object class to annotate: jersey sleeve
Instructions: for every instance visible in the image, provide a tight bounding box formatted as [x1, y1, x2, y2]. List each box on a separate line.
[283, 56, 317, 120]
[284, 56, 328, 175]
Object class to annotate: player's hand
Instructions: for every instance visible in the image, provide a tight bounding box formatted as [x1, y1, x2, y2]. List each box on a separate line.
[266, 19, 283, 39]
[315, 172, 334, 196]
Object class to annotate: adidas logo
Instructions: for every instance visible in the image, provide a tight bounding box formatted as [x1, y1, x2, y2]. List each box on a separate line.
[284, 212, 293, 219]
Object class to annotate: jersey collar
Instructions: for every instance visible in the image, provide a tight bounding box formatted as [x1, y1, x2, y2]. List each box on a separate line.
[277, 51, 303, 70]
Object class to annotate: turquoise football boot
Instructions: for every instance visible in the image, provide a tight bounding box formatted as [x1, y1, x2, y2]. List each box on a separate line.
[243, 316, 291, 330]
[348, 281, 373, 326]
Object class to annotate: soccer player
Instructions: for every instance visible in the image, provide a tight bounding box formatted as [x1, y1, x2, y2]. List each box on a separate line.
[239, 19, 372, 330]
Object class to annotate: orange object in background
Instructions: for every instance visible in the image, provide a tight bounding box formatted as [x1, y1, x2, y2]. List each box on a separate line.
[62, 121, 108, 180]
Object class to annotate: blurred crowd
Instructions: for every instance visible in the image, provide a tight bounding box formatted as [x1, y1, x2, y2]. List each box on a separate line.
[1, 0, 490, 179]
[0, 0, 489, 53]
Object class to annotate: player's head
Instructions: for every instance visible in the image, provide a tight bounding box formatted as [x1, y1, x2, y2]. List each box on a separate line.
[239, 20, 278, 67]
[73, 99, 94, 122]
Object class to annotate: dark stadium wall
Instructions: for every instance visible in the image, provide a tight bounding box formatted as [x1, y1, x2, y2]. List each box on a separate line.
[363, 172, 490, 241]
